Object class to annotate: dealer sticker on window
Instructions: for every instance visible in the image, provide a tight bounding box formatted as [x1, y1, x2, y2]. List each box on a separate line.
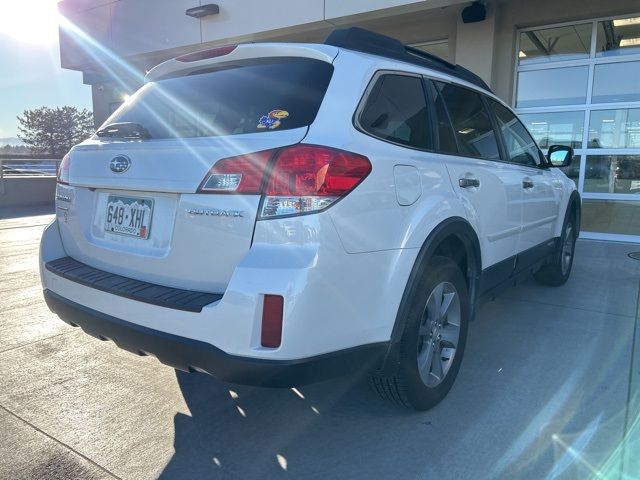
[104, 195, 154, 239]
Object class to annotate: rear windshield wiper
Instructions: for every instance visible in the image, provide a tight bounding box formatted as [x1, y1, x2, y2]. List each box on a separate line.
[96, 122, 152, 139]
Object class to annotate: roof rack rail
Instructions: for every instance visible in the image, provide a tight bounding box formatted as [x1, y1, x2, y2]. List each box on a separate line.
[324, 27, 492, 92]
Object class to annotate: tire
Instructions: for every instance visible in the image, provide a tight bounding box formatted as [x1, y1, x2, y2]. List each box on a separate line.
[370, 255, 469, 410]
[533, 210, 577, 287]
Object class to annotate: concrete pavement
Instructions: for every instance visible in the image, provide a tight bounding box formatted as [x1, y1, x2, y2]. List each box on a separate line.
[1, 211, 639, 479]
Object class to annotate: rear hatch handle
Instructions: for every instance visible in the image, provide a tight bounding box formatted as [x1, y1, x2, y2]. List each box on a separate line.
[96, 122, 152, 140]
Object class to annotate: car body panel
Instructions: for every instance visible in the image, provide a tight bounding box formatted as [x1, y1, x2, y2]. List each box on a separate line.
[41, 40, 578, 374]
[57, 129, 310, 292]
[42, 214, 417, 359]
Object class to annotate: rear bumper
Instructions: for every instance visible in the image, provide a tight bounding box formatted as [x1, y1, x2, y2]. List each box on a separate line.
[44, 289, 388, 387]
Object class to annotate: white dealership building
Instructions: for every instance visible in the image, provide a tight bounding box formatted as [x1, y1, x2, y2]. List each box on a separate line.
[58, 0, 640, 241]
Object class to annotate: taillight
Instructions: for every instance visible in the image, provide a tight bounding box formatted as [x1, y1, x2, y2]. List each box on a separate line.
[197, 150, 275, 194]
[261, 145, 371, 219]
[57, 153, 70, 184]
[197, 145, 371, 219]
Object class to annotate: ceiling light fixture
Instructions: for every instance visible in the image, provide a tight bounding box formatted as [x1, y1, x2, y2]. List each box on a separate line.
[613, 17, 640, 27]
[620, 37, 640, 47]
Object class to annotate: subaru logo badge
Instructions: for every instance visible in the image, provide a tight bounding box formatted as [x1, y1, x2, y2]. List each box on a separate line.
[110, 155, 131, 173]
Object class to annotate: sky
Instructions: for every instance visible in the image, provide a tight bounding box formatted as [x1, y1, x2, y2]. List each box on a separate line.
[0, 0, 92, 139]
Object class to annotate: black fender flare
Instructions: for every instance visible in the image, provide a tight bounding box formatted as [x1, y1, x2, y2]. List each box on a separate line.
[567, 190, 581, 235]
[377, 217, 481, 376]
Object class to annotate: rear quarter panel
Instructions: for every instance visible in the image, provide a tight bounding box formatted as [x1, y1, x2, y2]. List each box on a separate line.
[304, 51, 474, 254]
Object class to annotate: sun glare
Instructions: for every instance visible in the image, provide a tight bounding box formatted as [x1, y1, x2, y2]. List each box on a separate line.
[0, 0, 60, 45]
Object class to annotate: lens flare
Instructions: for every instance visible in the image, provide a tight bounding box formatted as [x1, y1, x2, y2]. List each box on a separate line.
[0, 0, 60, 44]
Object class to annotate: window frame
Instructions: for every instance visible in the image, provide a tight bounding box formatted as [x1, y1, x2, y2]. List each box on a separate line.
[517, 22, 594, 67]
[353, 70, 436, 152]
[427, 78, 508, 163]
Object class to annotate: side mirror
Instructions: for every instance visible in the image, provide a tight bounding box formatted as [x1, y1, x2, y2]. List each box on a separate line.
[547, 145, 574, 167]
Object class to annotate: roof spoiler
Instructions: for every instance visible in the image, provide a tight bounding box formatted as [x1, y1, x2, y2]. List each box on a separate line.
[325, 27, 492, 92]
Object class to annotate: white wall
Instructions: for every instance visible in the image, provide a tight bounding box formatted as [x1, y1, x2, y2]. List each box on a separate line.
[201, 0, 325, 45]
[58, 0, 467, 69]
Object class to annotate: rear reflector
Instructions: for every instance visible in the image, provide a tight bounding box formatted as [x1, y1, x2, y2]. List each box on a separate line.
[261, 295, 284, 348]
[176, 45, 237, 62]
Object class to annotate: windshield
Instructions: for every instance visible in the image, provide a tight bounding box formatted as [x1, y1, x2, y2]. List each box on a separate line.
[99, 57, 334, 139]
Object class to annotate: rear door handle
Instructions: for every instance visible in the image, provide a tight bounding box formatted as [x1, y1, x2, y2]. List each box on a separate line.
[522, 179, 534, 189]
[459, 177, 480, 188]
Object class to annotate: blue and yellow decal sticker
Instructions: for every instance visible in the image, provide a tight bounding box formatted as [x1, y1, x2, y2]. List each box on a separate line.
[257, 109, 289, 130]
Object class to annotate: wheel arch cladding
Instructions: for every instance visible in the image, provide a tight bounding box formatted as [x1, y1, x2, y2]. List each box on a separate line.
[568, 191, 581, 234]
[377, 217, 481, 376]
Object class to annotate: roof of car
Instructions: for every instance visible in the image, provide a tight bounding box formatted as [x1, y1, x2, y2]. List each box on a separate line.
[324, 27, 492, 93]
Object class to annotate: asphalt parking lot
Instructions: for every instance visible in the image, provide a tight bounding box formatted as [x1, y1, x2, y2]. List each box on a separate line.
[1, 208, 639, 480]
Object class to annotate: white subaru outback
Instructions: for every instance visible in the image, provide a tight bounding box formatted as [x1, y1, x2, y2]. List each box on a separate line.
[40, 28, 580, 410]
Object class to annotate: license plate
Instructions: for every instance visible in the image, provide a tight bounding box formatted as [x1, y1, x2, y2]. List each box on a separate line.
[104, 195, 154, 239]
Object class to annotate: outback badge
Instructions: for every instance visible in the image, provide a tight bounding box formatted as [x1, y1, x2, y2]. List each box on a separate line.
[186, 208, 244, 218]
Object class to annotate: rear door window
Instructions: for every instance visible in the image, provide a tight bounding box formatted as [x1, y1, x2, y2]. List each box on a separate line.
[359, 74, 432, 149]
[435, 81, 500, 160]
[99, 58, 334, 139]
[489, 100, 545, 167]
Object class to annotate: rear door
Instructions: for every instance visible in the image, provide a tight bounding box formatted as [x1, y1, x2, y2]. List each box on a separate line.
[57, 56, 334, 293]
[431, 81, 523, 275]
[488, 100, 561, 252]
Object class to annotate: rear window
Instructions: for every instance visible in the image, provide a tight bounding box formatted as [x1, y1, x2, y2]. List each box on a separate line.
[359, 74, 432, 149]
[100, 58, 334, 139]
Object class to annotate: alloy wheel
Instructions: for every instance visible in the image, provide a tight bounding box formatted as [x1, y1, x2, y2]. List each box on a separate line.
[416, 281, 461, 387]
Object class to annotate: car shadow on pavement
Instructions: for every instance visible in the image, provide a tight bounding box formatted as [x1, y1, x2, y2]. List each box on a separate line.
[156, 277, 637, 480]
[158, 368, 422, 479]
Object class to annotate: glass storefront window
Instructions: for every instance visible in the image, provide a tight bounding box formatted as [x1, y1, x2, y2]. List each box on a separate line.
[592, 61, 640, 103]
[516, 16, 640, 240]
[560, 155, 580, 187]
[516, 66, 588, 108]
[583, 155, 640, 194]
[519, 111, 584, 148]
[596, 17, 640, 57]
[518, 24, 592, 65]
[588, 109, 640, 148]
[581, 199, 640, 235]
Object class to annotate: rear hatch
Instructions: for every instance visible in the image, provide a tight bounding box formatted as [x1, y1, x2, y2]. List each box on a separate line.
[56, 54, 335, 293]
